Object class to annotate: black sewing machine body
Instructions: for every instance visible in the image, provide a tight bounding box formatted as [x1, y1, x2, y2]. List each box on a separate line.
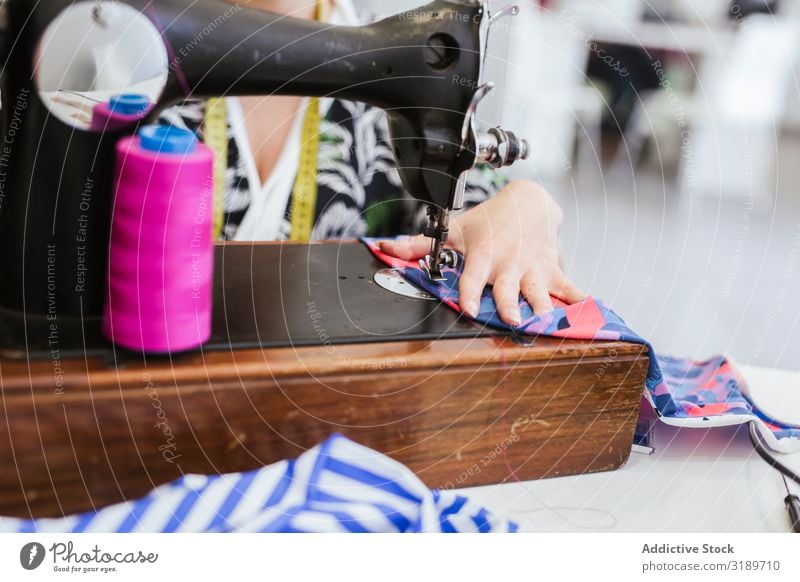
[0, 0, 524, 357]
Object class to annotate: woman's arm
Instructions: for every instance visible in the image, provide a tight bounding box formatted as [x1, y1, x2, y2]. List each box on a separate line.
[380, 179, 585, 326]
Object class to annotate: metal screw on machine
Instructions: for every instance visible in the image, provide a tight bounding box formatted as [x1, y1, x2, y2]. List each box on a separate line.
[476, 127, 530, 169]
[425, 33, 458, 70]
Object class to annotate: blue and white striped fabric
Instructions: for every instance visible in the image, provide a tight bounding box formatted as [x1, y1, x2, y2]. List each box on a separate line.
[0, 434, 517, 533]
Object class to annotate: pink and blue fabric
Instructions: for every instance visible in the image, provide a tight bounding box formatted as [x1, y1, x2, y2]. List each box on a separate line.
[363, 238, 800, 452]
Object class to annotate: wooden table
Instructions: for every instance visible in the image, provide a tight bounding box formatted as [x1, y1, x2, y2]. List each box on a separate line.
[0, 335, 647, 518]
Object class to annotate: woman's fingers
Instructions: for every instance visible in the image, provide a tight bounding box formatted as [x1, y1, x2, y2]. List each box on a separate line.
[459, 249, 493, 318]
[521, 272, 554, 315]
[378, 235, 430, 260]
[492, 270, 523, 326]
[550, 272, 587, 304]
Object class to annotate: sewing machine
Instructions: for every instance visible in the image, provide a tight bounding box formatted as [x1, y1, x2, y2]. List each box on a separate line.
[0, 0, 526, 322]
[0, 0, 649, 518]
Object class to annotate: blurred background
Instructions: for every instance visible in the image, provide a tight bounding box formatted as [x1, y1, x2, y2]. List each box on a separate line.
[356, 0, 800, 370]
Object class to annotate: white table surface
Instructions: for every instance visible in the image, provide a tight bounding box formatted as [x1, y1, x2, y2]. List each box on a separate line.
[459, 365, 800, 532]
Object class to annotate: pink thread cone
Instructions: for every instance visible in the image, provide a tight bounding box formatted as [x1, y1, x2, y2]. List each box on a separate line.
[103, 127, 215, 354]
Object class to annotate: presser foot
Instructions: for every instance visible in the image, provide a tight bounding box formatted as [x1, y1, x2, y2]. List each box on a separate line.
[420, 249, 459, 282]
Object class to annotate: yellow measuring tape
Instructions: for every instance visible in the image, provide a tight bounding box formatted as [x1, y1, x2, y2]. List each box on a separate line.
[288, 98, 322, 242]
[204, 97, 228, 240]
[203, 1, 327, 242]
[289, 0, 328, 242]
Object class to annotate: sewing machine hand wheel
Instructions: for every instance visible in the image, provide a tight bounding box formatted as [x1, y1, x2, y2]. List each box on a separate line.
[33, 0, 168, 131]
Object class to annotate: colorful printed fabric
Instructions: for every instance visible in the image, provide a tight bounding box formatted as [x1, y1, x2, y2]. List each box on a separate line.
[363, 238, 800, 454]
[0, 434, 516, 534]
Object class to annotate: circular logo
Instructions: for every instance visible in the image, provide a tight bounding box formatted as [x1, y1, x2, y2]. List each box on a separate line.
[19, 542, 46, 570]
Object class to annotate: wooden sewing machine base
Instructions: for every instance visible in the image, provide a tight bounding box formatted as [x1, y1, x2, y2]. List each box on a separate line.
[0, 242, 649, 518]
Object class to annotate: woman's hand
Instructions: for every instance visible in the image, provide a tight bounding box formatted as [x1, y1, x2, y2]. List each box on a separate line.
[379, 180, 586, 326]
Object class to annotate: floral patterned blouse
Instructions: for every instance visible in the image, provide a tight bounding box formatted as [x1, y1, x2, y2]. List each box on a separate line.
[160, 98, 507, 241]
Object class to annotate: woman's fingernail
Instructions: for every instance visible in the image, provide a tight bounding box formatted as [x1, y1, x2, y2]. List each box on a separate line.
[464, 301, 479, 317]
[498, 303, 521, 326]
